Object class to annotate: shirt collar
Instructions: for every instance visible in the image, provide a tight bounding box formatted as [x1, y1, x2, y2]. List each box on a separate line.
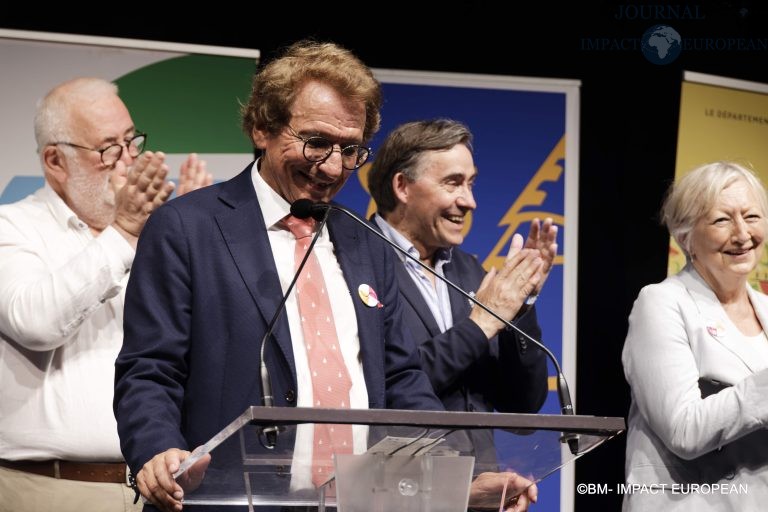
[435, 246, 453, 266]
[372, 213, 452, 266]
[250, 158, 292, 230]
[39, 182, 90, 232]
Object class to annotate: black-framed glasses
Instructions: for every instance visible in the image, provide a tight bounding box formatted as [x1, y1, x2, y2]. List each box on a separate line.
[287, 127, 370, 170]
[50, 133, 147, 167]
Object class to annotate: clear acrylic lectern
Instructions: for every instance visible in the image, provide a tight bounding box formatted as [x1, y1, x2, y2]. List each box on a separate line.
[173, 407, 624, 511]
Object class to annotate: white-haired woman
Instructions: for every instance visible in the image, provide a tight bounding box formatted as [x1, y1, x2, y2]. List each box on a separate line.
[622, 161, 768, 511]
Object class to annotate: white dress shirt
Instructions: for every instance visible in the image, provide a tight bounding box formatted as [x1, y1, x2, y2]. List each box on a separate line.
[250, 164, 368, 489]
[0, 184, 134, 461]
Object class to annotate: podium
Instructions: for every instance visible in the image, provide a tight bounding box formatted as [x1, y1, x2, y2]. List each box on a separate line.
[174, 407, 624, 510]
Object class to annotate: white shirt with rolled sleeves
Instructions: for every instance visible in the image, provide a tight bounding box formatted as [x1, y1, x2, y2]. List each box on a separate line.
[0, 184, 133, 461]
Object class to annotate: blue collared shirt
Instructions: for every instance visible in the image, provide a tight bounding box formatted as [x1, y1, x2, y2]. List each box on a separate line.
[373, 214, 454, 331]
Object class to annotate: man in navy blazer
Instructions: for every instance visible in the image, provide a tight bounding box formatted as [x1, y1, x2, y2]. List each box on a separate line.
[367, 119, 555, 464]
[113, 41, 443, 511]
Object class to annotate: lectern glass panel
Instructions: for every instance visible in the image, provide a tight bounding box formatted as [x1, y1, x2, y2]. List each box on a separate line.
[173, 407, 624, 511]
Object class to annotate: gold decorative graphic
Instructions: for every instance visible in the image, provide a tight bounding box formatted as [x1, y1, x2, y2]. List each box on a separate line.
[356, 162, 377, 219]
[482, 136, 566, 272]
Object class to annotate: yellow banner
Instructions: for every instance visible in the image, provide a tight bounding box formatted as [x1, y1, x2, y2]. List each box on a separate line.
[672, 78, 768, 289]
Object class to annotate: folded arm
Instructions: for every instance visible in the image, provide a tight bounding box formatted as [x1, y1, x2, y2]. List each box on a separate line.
[623, 285, 768, 459]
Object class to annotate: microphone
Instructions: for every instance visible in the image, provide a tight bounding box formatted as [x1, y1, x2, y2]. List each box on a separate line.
[258, 205, 331, 449]
[291, 199, 579, 453]
[291, 199, 327, 221]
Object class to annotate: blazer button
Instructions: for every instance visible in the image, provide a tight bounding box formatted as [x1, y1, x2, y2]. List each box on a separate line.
[285, 390, 296, 403]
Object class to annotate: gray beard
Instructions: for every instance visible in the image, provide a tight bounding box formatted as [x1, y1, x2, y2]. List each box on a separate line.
[64, 166, 117, 230]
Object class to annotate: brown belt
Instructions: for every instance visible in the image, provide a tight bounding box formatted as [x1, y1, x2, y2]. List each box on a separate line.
[0, 459, 128, 484]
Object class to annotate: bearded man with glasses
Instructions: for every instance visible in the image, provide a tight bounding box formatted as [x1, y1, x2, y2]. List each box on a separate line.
[0, 77, 212, 512]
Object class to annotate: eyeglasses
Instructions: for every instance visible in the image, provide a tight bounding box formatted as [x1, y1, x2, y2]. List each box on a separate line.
[287, 127, 370, 170]
[50, 133, 147, 167]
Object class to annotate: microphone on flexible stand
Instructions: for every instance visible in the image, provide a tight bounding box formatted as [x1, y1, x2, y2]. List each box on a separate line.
[291, 199, 580, 454]
[258, 206, 331, 449]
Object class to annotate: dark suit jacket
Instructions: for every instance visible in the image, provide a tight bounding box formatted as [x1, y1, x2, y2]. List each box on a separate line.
[113, 165, 443, 477]
[395, 245, 549, 463]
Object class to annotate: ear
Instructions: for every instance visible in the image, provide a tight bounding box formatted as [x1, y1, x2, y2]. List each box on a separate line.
[392, 172, 410, 204]
[42, 145, 69, 187]
[252, 128, 268, 149]
[677, 234, 693, 259]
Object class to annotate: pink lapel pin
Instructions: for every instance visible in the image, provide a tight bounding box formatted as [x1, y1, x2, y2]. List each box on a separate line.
[706, 323, 724, 338]
[358, 284, 383, 308]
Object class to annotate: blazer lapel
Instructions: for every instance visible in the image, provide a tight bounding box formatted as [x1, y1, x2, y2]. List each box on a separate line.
[444, 259, 473, 321]
[747, 284, 768, 371]
[214, 167, 296, 378]
[365, 212, 442, 337]
[327, 210, 387, 406]
[679, 265, 761, 374]
[395, 262, 443, 337]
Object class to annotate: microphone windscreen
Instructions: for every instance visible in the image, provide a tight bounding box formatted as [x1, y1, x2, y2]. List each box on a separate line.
[290, 199, 315, 219]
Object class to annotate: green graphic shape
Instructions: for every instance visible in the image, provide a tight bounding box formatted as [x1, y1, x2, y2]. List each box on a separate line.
[116, 54, 256, 153]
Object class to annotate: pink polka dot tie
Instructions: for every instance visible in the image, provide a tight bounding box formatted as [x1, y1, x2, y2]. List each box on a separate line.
[283, 215, 353, 487]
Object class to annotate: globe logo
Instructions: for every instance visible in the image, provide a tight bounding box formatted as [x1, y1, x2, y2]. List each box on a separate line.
[641, 25, 682, 65]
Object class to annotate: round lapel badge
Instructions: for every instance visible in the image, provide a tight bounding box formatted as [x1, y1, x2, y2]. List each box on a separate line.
[358, 284, 382, 308]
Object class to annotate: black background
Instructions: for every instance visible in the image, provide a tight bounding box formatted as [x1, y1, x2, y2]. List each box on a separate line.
[4, 2, 768, 508]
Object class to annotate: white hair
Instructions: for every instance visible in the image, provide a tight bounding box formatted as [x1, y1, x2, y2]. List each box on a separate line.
[34, 77, 119, 158]
[661, 161, 768, 259]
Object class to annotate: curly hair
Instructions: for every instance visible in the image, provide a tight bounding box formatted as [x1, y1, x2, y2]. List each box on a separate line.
[241, 40, 382, 144]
